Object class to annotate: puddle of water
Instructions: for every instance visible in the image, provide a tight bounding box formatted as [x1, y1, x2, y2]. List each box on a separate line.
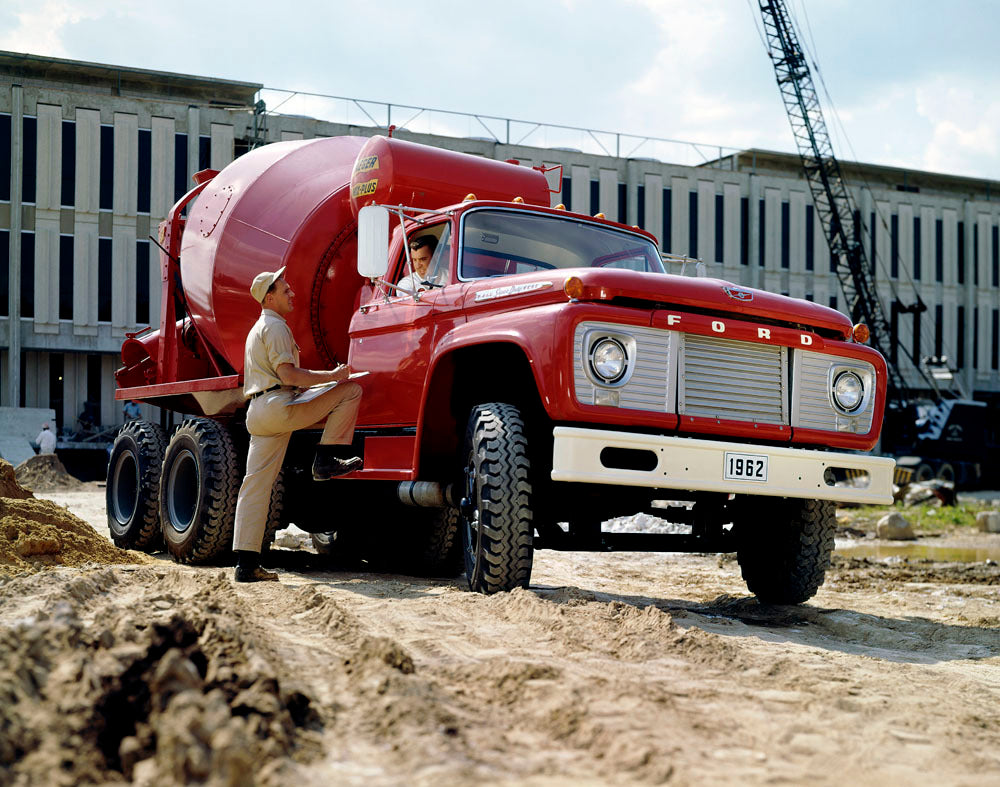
[836, 543, 1000, 563]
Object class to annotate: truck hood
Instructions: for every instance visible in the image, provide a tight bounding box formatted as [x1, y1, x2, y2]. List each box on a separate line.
[562, 268, 853, 339]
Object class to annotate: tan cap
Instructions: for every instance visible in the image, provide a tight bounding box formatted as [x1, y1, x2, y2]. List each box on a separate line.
[250, 267, 286, 303]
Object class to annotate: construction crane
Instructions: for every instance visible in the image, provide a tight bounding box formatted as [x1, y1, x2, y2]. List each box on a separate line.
[755, 0, 996, 487]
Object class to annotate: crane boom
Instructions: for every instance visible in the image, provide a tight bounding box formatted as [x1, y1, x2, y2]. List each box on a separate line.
[756, 0, 913, 400]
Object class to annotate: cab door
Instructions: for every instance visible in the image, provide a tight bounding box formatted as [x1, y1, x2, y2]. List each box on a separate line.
[348, 220, 463, 427]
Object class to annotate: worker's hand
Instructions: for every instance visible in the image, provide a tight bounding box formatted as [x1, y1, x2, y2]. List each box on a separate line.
[331, 363, 351, 383]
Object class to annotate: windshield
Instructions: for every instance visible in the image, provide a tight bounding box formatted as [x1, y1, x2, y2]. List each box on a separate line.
[459, 209, 664, 280]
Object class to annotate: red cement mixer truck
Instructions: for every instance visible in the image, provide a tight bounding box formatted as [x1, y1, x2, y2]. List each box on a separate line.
[108, 134, 894, 603]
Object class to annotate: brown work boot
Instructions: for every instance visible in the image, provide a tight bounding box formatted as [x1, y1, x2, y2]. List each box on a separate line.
[311, 451, 362, 481]
[234, 565, 279, 583]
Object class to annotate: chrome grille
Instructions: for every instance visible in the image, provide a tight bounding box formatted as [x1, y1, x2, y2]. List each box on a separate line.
[678, 334, 787, 423]
[573, 323, 676, 411]
[792, 350, 876, 433]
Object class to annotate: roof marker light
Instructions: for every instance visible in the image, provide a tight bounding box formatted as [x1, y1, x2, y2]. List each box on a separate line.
[852, 323, 870, 343]
[463, 193, 477, 202]
[512, 196, 524, 203]
[554, 203, 566, 210]
[594, 212, 606, 219]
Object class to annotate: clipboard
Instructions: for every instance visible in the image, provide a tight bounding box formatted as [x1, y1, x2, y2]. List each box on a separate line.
[289, 371, 369, 406]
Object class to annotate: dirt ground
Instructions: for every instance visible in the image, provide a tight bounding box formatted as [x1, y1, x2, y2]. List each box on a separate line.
[2, 480, 998, 786]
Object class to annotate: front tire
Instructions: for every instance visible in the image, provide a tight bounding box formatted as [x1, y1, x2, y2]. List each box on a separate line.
[106, 420, 167, 551]
[159, 418, 239, 564]
[460, 403, 533, 594]
[736, 497, 835, 604]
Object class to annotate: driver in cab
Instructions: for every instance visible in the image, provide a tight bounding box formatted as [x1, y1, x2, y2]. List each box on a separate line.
[396, 235, 444, 294]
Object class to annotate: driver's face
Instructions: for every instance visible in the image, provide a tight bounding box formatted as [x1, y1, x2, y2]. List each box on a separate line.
[411, 247, 433, 278]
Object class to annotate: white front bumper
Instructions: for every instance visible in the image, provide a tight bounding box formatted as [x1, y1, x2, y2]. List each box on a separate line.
[551, 427, 895, 505]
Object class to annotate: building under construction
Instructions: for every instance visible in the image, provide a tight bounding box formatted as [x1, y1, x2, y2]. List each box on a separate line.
[2, 49, 999, 440]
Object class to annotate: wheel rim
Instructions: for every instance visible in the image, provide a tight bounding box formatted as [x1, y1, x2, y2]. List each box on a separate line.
[166, 448, 199, 533]
[111, 450, 140, 526]
[462, 461, 482, 578]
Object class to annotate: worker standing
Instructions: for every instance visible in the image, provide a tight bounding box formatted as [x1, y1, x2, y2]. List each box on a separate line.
[232, 267, 364, 583]
[35, 424, 57, 455]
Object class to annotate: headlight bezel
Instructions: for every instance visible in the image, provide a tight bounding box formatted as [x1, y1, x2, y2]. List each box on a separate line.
[583, 329, 636, 388]
[830, 368, 866, 414]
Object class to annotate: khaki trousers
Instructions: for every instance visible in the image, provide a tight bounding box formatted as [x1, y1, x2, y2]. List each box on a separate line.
[232, 381, 362, 552]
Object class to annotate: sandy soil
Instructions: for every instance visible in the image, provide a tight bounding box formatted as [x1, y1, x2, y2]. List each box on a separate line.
[2, 482, 998, 786]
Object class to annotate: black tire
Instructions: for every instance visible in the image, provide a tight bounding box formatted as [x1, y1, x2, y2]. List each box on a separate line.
[460, 403, 533, 593]
[736, 497, 835, 605]
[391, 506, 464, 577]
[936, 463, 956, 484]
[914, 463, 935, 483]
[159, 418, 239, 564]
[106, 420, 167, 551]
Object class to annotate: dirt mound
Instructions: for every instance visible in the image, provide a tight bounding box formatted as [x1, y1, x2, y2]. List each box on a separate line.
[0, 494, 153, 576]
[0, 459, 33, 499]
[14, 453, 82, 491]
[0, 568, 323, 786]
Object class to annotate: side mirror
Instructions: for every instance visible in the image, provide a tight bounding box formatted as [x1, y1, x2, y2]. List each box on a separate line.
[357, 205, 390, 278]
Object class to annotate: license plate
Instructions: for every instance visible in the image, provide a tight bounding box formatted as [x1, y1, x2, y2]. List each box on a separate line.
[724, 452, 768, 482]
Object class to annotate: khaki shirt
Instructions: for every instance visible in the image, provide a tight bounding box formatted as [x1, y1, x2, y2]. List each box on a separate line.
[243, 309, 299, 397]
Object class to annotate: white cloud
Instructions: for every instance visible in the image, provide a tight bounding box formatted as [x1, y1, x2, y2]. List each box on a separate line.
[0, 1, 113, 56]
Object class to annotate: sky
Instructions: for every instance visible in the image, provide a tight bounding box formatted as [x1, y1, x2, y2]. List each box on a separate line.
[3, 0, 1000, 180]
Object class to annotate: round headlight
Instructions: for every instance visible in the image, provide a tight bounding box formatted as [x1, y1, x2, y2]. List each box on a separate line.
[590, 338, 627, 383]
[832, 371, 864, 412]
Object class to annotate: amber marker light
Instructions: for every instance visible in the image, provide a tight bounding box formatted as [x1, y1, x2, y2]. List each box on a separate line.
[554, 203, 566, 210]
[852, 323, 870, 343]
[512, 196, 524, 203]
[564, 276, 584, 300]
[594, 212, 606, 219]
[463, 193, 477, 202]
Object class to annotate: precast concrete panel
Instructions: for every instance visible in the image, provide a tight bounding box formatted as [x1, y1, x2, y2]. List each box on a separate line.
[111, 220, 136, 333]
[280, 130, 304, 141]
[113, 113, 138, 217]
[670, 176, 688, 256]
[644, 173, 663, 248]
[150, 116, 175, 220]
[74, 109, 101, 215]
[210, 123, 234, 170]
[73, 222, 99, 336]
[921, 206, 935, 285]
[722, 182, 741, 276]
[789, 190, 806, 274]
[978, 212, 992, 288]
[571, 165, 589, 216]
[598, 168, 618, 220]
[35, 104, 61, 212]
[763, 187, 781, 292]
[186, 107, 199, 186]
[33, 222, 59, 332]
[697, 180, 714, 264]
[942, 208, 957, 288]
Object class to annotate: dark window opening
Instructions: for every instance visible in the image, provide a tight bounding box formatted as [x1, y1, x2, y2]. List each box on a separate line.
[99, 125, 114, 211]
[758, 199, 765, 267]
[974, 307, 979, 369]
[138, 128, 151, 214]
[869, 212, 876, 275]
[0, 230, 8, 316]
[688, 192, 698, 259]
[87, 354, 103, 415]
[912, 311, 921, 366]
[740, 197, 749, 265]
[198, 136, 211, 172]
[935, 219, 943, 282]
[889, 304, 899, 367]
[20, 232, 34, 318]
[714, 193, 724, 263]
[174, 133, 188, 202]
[934, 304, 943, 358]
[662, 188, 671, 251]
[993, 309, 999, 371]
[993, 225, 999, 287]
[829, 294, 838, 311]
[974, 223, 979, 285]
[957, 305, 966, 368]
[637, 185, 645, 229]
[59, 235, 73, 320]
[805, 204, 814, 271]
[0, 114, 11, 201]
[617, 183, 627, 224]
[562, 177, 571, 211]
[589, 180, 599, 215]
[958, 221, 965, 284]
[98, 238, 112, 322]
[890, 214, 899, 278]
[780, 201, 790, 269]
[22, 116, 37, 204]
[61, 120, 75, 207]
[913, 216, 921, 280]
[136, 241, 150, 325]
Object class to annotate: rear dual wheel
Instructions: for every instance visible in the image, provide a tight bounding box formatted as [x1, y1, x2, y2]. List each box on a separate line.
[106, 420, 167, 551]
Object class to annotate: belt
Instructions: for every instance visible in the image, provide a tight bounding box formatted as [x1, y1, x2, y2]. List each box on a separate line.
[250, 385, 281, 400]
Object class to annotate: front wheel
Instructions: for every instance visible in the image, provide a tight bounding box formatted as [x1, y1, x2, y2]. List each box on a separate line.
[460, 403, 533, 594]
[736, 497, 835, 604]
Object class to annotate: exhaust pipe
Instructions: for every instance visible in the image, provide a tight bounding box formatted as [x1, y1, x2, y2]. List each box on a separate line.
[397, 481, 456, 508]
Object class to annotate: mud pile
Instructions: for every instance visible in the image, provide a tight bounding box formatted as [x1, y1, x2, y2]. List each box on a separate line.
[0, 459, 151, 575]
[14, 453, 82, 491]
[0, 569, 323, 786]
